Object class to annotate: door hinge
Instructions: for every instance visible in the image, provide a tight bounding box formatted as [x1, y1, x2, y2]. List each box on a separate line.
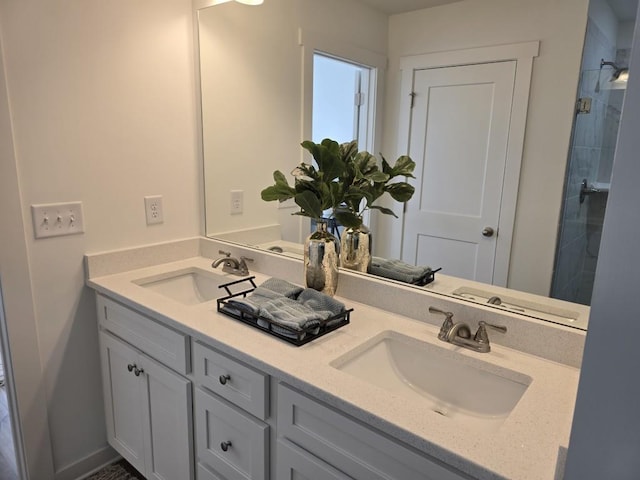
[354, 92, 365, 107]
[410, 92, 417, 108]
[576, 97, 592, 114]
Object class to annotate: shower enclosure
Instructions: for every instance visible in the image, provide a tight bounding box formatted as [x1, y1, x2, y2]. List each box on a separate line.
[551, 15, 630, 305]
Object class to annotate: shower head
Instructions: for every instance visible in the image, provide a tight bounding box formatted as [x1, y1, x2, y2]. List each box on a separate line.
[600, 59, 629, 82]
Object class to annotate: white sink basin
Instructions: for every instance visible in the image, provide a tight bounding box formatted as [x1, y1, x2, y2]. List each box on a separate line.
[331, 331, 531, 431]
[133, 267, 230, 305]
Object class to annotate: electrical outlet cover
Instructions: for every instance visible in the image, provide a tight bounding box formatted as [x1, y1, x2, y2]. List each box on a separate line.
[144, 195, 164, 225]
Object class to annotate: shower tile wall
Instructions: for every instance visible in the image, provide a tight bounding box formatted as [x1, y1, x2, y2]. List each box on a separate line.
[552, 18, 617, 305]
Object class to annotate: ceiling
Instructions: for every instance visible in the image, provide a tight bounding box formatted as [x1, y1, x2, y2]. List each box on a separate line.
[609, 0, 638, 22]
[357, 0, 638, 20]
[356, 0, 463, 15]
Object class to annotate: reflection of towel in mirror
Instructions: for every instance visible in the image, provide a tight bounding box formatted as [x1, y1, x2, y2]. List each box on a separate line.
[369, 257, 432, 285]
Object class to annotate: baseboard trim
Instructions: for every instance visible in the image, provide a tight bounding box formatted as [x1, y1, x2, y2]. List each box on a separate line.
[55, 445, 119, 480]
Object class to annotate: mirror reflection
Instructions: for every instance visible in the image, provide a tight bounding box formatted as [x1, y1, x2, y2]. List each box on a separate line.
[197, 0, 637, 330]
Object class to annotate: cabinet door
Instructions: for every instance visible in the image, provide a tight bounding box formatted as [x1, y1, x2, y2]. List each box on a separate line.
[139, 353, 194, 480]
[99, 331, 146, 474]
[195, 388, 268, 480]
[277, 439, 353, 480]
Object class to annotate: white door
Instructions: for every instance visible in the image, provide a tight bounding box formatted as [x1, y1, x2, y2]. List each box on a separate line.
[401, 61, 516, 284]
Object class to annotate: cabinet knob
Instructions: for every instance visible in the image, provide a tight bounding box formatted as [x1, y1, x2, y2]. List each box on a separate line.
[220, 441, 232, 452]
[127, 364, 135, 372]
[134, 367, 144, 377]
[219, 374, 231, 385]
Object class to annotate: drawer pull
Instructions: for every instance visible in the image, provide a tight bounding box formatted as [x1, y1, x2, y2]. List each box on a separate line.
[127, 364, 135, 372]
[220, 441, 232, 452]
[219, 374, 231, 385]
[134, 367, 145, 377]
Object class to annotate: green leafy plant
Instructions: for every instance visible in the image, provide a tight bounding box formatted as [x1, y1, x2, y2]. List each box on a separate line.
[260, 138, 416, 228]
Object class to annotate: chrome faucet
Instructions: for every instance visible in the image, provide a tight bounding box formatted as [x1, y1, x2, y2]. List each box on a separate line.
[428, 306, 506, 353]
[212, 250, 253, 276]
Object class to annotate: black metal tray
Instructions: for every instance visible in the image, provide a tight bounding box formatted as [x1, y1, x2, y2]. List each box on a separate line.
[216, 277, 352, 347]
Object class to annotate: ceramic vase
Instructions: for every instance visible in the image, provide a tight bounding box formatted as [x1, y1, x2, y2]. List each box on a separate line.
[340, 222, 372, 273]
[304, 219, 339, 296]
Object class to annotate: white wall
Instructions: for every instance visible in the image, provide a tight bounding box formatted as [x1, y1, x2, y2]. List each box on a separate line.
[565, 9, 640, 478]
[377, 0, 589, 296]
[199, 0, 388, 237]
[0, 28, 55, 480]
[0, 0, 201, 477]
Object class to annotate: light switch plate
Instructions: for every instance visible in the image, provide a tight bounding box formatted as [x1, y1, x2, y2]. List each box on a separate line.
[31, 202, 84, 239]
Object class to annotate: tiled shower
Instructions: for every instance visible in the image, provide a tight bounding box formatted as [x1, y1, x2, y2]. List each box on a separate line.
[552, 13, 630, 305]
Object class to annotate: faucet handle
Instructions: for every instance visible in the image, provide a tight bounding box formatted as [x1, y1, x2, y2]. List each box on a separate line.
[474, 321, 507, 346]
[237, 256, 254, 275]
[428, 306, 453, 318]
[218, 250, 231, 257]
[429, 306, 455, 340]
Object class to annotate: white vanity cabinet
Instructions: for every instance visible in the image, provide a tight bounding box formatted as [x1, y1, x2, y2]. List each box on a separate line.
[97, 295, 194, 480]
[192, 341, 270, 480]
[277, 384, 472, 480]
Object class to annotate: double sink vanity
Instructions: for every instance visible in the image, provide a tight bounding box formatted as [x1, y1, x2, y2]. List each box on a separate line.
[85, 237, 584, 480]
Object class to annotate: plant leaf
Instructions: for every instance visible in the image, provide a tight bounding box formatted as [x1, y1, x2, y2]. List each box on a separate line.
[369, 205, 398, 217]
[334, 210, 363, 229]
[294, 190, 323, 219]
[390, 155, 416, 178]
[385, 182, 415, 202]
[261, 170, 296, 201]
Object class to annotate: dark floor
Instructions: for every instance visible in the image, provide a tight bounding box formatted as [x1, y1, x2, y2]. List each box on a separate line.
[0, 382, 17, 480]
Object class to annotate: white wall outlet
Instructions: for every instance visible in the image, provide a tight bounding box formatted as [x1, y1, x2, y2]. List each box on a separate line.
[144, 195, 164, 225]
[31, 202, 84, 239]
[230, 190, 243, 215]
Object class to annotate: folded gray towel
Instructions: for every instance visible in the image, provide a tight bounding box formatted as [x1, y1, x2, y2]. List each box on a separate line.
[297, 288, 345, 320]
[224, 278, 346, 340]
[257, 297, 323, 335]
[227, 286, 282, 315]
[370, 257, 432, 285]
[259, 278, 304, 298]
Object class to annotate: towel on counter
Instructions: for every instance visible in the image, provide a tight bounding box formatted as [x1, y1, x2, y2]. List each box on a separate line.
[225, 286, 282, 315]
[297, 288, 346, 322]
[257, 296, 324, 338]
[225, 278, 303, 315]
[369, 257, 433, 285]
[222, 277, 347, 340]
[259, 277, 304, 298]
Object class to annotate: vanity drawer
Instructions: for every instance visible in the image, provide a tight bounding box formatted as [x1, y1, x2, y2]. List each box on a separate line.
[195, 387, 269, 480]
[97, 294, 189, 374]
[193, 341, 269, 419]
[277, 439, 351, 480]
[197, 463, 225, 480]
[277, 384, 470, 480]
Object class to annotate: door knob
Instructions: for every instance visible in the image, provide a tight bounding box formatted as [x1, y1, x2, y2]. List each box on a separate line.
[482, 227, 495, 237]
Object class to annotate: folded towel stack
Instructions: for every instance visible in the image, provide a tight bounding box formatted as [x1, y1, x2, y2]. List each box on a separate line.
[224, 278, 346, 340]
[369, 257, 433, 285]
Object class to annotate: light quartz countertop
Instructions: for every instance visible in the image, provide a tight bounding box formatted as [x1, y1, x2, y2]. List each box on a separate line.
[87, 255, 580, 480]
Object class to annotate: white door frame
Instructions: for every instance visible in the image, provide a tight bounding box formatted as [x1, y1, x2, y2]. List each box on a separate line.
[397, 41, 539, 286]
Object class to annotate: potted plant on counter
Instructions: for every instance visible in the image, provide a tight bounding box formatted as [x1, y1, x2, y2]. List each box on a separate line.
[261, 138, 416, 292]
